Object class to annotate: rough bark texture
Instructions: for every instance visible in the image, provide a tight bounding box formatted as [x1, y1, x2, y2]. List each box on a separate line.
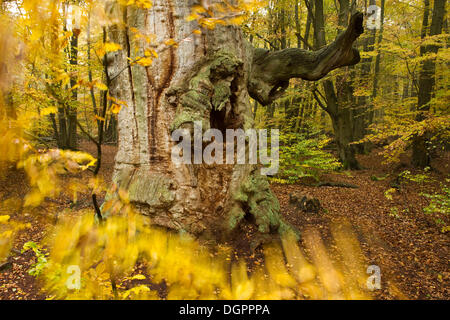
[105, 0, 363, 239]
[313, 0, 361, 170]
[412, 0, 446, 168]
[249, 12, 363, 106]
[353, 0, 377, 155]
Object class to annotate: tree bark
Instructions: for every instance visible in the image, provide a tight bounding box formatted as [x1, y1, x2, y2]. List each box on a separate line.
[54, 4, 79, 150]
[412, 0, 446, 168]
[311, 0, 361, 169]
[68, 27, 79, 150]
[106, 0, 363, 239]
[371, 0, 385, 99]
[249, 11, 363, 106]
[353, 0, 377, 155]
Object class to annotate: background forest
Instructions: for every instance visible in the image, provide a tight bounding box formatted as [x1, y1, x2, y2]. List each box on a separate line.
[0, 0, 448, 300]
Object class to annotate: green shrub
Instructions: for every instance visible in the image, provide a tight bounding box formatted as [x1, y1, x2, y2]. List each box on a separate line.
[422, 182, 450, 216]
[275, 132, 341, 184]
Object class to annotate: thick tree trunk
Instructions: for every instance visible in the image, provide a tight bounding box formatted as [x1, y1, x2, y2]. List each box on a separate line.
[105, 0, 284, 239]
[412, 0, 446, 168]
[332, 109, 360, 170]
[106, 0, 363, 239]
[105, 115, 118, 144]
[312, 0, 361, 170]
[56, 107, 68, 149]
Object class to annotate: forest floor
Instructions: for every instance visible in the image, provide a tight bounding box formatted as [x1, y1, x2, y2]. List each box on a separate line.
[0, 141, 448, 300]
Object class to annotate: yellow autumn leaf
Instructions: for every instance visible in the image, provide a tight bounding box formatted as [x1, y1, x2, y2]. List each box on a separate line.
[231, 261, 254, 299]
[136, 57, 153, 67]
[95, 115, 106, 122]
[95, 82, 108, 91]
[108, 96, 128, 108]
[40, 107, 58, 116]
[228, 15, 245, 25]
[104, 42, 122, 53]
[186, 13, 200, 22]
[164, 39, 178, 47]
[144, 49, 158, 58]
[0, 215, 10, 224]
[125, 0, 152, 9]
[136, 0, 152, 9]
[192, 5, 207, 14]
[54, 72, 70, 83]
[111, 104, 122, 114]
[118, 189, 130, 204]
[24, 189, 45, 208]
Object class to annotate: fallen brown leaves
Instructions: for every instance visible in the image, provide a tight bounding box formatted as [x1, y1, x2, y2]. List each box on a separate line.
[273, 149, 449, 300]
[0, 144, 448, 300]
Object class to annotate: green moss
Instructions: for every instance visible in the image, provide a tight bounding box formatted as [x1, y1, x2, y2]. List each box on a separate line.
[242, 114, 254, 131]
[233, 190, 248, 202]
[128, 172, 176, 209]
[189, 68, 212, 91]
[170, 50, 243, 132]
[212, 80, 232, 111]
[209, 51, 242, 78]
[228, 205, 246, 230]
[229, 171, 297, 237]
[171, 111, 206, 132]
[181, 90, 212, 110]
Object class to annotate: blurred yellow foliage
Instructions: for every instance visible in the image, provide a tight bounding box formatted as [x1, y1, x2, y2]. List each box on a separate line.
[32, 196, 374, 300]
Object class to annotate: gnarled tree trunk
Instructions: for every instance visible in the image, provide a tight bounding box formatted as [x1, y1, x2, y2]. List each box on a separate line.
[105, 0, 363, 239]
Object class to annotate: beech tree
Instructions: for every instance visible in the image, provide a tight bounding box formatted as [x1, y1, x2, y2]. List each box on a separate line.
[105, 0, 364, 239]
[412, 0, 446, 168]
[310, 0, 363, 170]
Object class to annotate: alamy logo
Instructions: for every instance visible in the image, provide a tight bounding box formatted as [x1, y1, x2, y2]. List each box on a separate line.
[367, 265, 381, 290]
[171, 121, 279, 176]
[367, 5, 382, 30]
[66, 265, 81, 290]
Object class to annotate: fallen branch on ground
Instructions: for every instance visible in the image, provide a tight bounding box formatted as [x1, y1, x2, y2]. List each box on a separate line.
[303, 181, 359, 189]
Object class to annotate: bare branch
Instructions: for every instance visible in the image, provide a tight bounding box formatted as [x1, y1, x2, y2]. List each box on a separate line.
[312, 89, 330, 115]
[253, 32, 279, 50]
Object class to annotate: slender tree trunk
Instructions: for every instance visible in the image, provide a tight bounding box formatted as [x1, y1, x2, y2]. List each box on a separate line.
[54, 2, 78, 150]
[303, 0, 313, 49]
[105, 115, 118, 143]
[57, 108, 68, 148]
[68, 27, 79, 150]
[0, 65, 16, 119]
[372, 0, 385, 99]
[279, 0, 287, 50]
[295, 1, 302, 49]
[353, 0, 377, 154]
